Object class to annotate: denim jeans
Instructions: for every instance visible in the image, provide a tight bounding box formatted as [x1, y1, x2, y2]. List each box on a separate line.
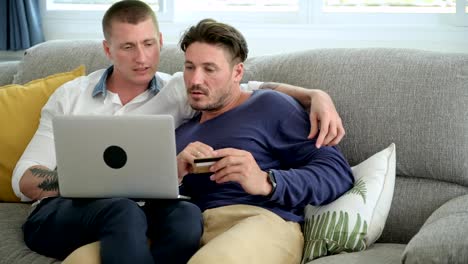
[23, 197, 203, 264]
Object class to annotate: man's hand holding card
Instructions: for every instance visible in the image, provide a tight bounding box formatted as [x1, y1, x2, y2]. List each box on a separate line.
[177, 142, 274, 197]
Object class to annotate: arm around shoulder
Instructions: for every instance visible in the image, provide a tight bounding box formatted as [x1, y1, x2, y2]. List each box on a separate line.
[260, 82, 345, 147]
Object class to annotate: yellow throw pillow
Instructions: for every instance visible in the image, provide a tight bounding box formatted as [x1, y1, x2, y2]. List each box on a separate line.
[0, 65, 86, 202]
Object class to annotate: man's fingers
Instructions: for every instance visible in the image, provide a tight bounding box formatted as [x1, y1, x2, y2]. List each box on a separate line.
[322, 117, 345, 146]
[316, 116, 330, 149]
[209, 165, 240, 183]
[187, 141, 215, 158]
[208, 148, 250, 172]
[209, 155, 243, 173]
[327, 125, 345, 146]
[192, 147, 215, 158]
[221, 173, 245, 184]
[178, 150, 194, 164]
[213, 148, 245, 158]
[322, 121, 338, 146]
[308, 112, 319, 140]
[210, 172, 239, 184]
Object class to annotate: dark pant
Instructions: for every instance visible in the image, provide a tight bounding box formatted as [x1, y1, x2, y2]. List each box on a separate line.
[22, 197, 203, 264]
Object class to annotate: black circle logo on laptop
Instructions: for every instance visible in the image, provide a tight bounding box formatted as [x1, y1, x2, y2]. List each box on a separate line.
[103, 145, 127, 169]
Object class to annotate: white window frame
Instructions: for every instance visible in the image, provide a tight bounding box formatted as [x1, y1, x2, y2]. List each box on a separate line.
[311, 0, 468, 26]
[42, 0, 467, 26]
[43, 0, 174, 22]
[169, 0, 467, 26]
[170, 0, 305, 24]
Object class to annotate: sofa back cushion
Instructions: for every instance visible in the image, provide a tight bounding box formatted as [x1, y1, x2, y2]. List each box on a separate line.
[12, 40, 186, 85]
[13, 40, 109, 85]
[0, 61, 20, 86]
[242, 48, 468, 243]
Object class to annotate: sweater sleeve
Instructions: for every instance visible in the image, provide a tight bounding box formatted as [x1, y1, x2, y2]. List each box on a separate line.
[266, 95, 354, 208]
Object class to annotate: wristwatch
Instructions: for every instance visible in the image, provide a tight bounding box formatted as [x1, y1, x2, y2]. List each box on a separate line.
[266, 170, 277, 196]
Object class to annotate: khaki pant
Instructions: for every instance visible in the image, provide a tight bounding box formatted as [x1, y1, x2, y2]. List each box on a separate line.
[63, 205, 304, 264]
[62, 241, 100, 264]
[188, 204, 304, 264]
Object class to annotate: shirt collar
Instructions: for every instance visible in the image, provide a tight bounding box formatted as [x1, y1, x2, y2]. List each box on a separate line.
[92, 65, 160, 97]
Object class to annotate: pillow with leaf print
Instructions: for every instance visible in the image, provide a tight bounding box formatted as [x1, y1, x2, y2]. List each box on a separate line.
[301, 143, 396, 263]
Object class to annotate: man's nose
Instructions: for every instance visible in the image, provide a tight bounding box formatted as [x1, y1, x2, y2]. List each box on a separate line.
[134, 45, 146, 63]
[189, 68, 203, 85]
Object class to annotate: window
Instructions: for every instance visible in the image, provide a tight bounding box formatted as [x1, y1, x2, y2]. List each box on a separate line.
[323, 0, 456, 13]
[45, 0, 173, 21]
[171, 0, 467, 25]
[41, 0, 467, 55]
[45, 0, 467, 25]
[313, 0, 467, 25]
[171, 0, 301, 23]
[176, 0, 299, 12]
[47, 0, 160, 11]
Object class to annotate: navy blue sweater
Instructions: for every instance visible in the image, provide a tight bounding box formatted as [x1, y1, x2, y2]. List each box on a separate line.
[176, 90, 353, 222]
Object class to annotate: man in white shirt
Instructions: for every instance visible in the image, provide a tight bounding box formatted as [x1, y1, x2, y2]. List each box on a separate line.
[14, 1, 345, 264]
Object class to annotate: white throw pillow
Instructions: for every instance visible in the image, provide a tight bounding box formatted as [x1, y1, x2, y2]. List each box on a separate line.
[301, 143, 396, 262]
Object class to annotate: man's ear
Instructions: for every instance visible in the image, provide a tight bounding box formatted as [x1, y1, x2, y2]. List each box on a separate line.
[159, 32, 163, 51]
[102, 40, 111, 59]
[233, 62, 244, 83]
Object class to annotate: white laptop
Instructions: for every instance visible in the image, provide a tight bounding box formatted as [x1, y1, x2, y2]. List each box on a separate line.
[52, 115, 187, 199]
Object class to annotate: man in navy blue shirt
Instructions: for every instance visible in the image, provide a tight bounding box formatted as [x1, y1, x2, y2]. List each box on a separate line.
[176, 19, 354, 264]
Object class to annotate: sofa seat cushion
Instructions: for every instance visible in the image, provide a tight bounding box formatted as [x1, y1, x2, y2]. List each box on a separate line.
[0, 203, 60, 263]
[307, 243, 405, 264]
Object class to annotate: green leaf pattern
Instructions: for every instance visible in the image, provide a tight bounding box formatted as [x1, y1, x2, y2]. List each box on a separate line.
[302, 211, 368, 263]
[301, 179, 368, 262]
[345, 178, 367, 204]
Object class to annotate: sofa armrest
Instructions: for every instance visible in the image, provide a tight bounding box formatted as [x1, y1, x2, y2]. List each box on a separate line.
[402, 194, 468, 264]
[0, 61, 20, 86]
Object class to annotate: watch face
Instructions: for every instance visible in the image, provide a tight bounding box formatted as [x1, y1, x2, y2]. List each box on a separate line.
[268, 170, 277, 188]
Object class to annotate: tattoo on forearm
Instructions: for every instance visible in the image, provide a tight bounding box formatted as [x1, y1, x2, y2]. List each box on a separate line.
[261, 82, 280, 90]
[30, 168, 59, 191]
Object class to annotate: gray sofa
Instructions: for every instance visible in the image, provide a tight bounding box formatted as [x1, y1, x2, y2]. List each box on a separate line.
[0, 39, 467, 264]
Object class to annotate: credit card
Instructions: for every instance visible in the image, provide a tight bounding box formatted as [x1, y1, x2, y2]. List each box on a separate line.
[192, 157, 223, 174]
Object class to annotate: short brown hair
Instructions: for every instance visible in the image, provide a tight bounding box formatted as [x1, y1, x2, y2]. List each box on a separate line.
[179, 19, 248, 64]
[102, 0, 159, 40]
